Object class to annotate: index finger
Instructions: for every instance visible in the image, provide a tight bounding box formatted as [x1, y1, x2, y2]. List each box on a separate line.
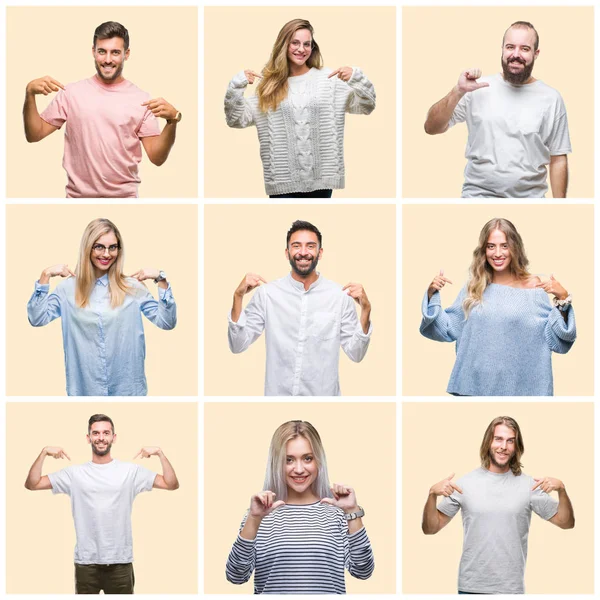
[62, 450, 71, 460]
[328, 68, 340, 78]
[249, 71, 262, 78]
[133, 450, 142, 460]
[532, 478, 543, 491]
[49, 77, 65, 90]
[441, 277, 453, 284]
[450, 482, 463, 494]
[257, 275, 267, 283]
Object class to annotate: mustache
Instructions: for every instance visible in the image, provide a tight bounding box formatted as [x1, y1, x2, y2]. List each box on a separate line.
[508, 57, 526, 65]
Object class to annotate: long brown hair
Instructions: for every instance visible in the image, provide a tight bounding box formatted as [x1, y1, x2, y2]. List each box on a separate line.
[479, 416, 525, 476]
[463, 218, 531, 317]
[257, 19, 323, 113]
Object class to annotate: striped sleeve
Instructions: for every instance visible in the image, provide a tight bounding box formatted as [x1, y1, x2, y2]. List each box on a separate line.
[345, 525, 375, 579]
[225, 513, 256, 585]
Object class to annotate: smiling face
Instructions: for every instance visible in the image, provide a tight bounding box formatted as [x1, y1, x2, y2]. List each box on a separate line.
[287, 28, 313, 69]
[286, 230, 322, 278]
[501, 26, 539, 84]
[93, 37, 129, 83]
[285, 436, 318, 499]
[485, 229, 512, 276]
[488, 424, 516, 473]
[90, 231, 120, 278]
[87, 421, 116, 457]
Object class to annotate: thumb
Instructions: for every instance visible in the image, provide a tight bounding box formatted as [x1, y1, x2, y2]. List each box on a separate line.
[550, 274, 556, 281]
[272, 500, 285, 510]
[440, 269, 444, 276]
[446, 472, 455, 480]
[474, 82, 490, 89]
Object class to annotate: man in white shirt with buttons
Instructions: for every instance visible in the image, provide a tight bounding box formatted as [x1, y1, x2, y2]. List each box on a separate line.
[424, 21, 571, 198]
[24, 413, 179, 594]
[228, 220, 372, 396]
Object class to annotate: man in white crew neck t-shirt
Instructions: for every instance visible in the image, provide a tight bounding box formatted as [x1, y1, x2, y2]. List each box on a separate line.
[424, 21, 571, 198]
[421, 416, 575, 594]
[25, 413, 180, 594]
[23, 21, 182, 198]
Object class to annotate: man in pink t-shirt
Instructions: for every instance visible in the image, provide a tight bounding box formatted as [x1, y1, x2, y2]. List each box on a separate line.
[23, 21, 182, 198]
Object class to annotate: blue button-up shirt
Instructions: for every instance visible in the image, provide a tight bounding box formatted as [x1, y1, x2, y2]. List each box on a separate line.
[27, 274, 177, 396]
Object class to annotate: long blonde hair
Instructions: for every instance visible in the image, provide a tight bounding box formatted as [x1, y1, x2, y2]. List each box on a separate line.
[75, 218, 132, 308]
[479, 416, 525, 476]
[463, 218, 531, 317]
[257, 19, 323, 113]
[263, 420, 332, 502]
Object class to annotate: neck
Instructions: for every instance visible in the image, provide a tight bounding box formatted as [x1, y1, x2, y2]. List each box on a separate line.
[289, 63, 310, 77]
[94, 73, 125, 86]
[492, 270, 516, 285]
[291, 270, 319, 290]
[286, 488, 320, 504]
[487, 463, 510, 474]
[92, 453, 113, 465]
[93, 268, 107, 279]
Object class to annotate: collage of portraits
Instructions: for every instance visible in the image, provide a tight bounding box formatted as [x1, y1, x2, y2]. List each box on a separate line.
[1, 1, 597, 598]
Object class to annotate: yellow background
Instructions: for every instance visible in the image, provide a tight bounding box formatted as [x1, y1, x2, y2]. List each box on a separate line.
[402, 204, 593, 396]
[204, 204, 396, 396]
[205, 6, 396, 198]
[204, 402, 396, 594]
[402, 6, 594, 198]
[7, 6, 198, 198]
[6, 204, 198, 396]
[6, 402, 198, 594]
[402, 402, 594, 594]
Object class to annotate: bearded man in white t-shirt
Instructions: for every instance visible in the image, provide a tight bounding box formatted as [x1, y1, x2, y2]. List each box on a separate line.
[421, 416, 575, 594]
[24, 413, 180, 594]
[424, 21, 571, 199]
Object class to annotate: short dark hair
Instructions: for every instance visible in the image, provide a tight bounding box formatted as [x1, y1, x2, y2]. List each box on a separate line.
[88, 414, 115, 434]
[286, 220, 322, 247]
[503, 21, 539, 52]
[93, 21, 130, 51]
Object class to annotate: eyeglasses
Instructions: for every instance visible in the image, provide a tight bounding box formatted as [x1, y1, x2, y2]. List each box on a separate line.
[92, 244, 120, 255]
[290, 40, 312, 50]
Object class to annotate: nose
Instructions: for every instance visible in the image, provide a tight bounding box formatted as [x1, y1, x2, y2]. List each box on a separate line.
[292, 460, 304, 474]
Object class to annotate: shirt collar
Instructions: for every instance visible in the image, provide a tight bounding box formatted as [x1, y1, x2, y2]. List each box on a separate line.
[287, 272, 322, 292]
[96, 274, 109, 287]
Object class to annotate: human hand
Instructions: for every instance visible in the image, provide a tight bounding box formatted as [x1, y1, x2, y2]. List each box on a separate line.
[142, 97, 178, 121]
[243, 70, 262, 85]
[342, 283, 371, 311]
[429, 473, 463, 497]
[456, 68, 490, 95]
[532, 476, 565, 493]
[40, 264, 75, 285]
[428, 269, 453, 300]
[133, 447, 163, 459]
[249, 491, 285, 518]
[235, 273, 267, 298]
[535, 275, 568, 301]
[328, 67, 353, 82]
[44, 446, 71, 460]
[320, 483, 359, 513]
[26, 76, 65, 96]
[131, 268, 161, 282]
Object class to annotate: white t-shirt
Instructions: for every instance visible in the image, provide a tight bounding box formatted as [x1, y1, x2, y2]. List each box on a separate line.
[48, 459, 156, 564]
[438, 467, 559, 594]
[449, 73, 571, 198]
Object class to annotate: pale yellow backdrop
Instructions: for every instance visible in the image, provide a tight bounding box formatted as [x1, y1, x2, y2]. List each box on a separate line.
[402, 204, 593, 396]
[205, 6, 396, 198]
[204, 204, 396, 396]
[403, 402, 593, 594]
[7, 205, 198, 396]
[6, 402, 198, 594]
[205, 402, 396, 594]
[402, 7, 594, 198]
[7, 6, 198, 198]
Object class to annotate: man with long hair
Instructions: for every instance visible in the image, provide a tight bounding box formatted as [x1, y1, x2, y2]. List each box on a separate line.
[228, 220, 372, 396]
[23, 21, 182, 198]
[24, 414, 179, 593]
[424, 21, 570, 198]
[421, 416, 575, 594]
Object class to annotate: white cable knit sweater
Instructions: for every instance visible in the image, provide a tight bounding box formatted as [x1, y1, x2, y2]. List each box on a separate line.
[224, 67, 376, 195]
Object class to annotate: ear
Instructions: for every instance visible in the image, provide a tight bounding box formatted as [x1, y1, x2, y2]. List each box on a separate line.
[113, 434, 118, 444]
[86, 434, 91, 445]
[91, 45, 96, 57]
[285, 248, 290, 260]
[534, 48, 540, 60]
[125, 48, 131, 61]
[318, 247, 323, 259]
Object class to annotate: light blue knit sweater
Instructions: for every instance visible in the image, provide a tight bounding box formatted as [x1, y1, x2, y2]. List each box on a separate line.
[420, 284, 576, 396]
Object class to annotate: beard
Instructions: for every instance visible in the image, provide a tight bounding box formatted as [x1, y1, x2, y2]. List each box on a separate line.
[92, 440, 113, 456]
[501, 56, 534, 85]
[289, 253, 319, 278]
[95, 61, 124, 82]
[489, 448, 513, 470]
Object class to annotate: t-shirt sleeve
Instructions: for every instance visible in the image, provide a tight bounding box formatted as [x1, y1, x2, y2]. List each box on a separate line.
[448, 94, 469, 128]
[40, 89, 69, 129]
[133, 464, 157, 495]
[137, 106, 161, 138]
[47, 466, 73, 495]
[530, 487, 559, 520]
[437, 490, 462, 518]
[546, 94, 572, 155]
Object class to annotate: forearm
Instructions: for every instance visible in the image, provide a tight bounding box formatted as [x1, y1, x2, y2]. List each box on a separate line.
[147, 123, 177, 166]
[157, 450, 179, 490]
[231, 293, 243, 323]
[422, 493, 442, 534]
[25, 449, 47, 489]
[360, 305, 371, 335]
[23, 93, 46, 143]
[549, 155, 568, 198]
[424, 86, 464, 135]
[554, 488, 575, 528]
[240, 514, 262, 540]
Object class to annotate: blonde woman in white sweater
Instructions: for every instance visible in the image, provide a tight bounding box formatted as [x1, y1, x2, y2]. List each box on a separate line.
[224, 18, 376, 198]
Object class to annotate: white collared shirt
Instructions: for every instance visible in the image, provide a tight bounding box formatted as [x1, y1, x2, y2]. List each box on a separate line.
[228, 273, 372, 396]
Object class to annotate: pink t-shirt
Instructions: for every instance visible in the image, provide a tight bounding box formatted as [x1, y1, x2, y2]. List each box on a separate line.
[41, 76, 160, 198]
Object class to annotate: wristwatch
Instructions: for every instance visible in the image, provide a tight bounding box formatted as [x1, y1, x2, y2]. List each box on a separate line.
[154, 270, 167, 284]
[344, 506, 365, 521]
[167, 111, 182, 124]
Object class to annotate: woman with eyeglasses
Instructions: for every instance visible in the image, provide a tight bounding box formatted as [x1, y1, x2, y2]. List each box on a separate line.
[27, 218, 176, 396]
[224, 18, 376, 198]
[226, 420, 374, 594]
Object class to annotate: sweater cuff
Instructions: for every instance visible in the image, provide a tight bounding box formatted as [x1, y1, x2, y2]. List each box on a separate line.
[422, 290, 441, 321]
[230, 70, 250, 89]
[34, 281, 50, 293]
